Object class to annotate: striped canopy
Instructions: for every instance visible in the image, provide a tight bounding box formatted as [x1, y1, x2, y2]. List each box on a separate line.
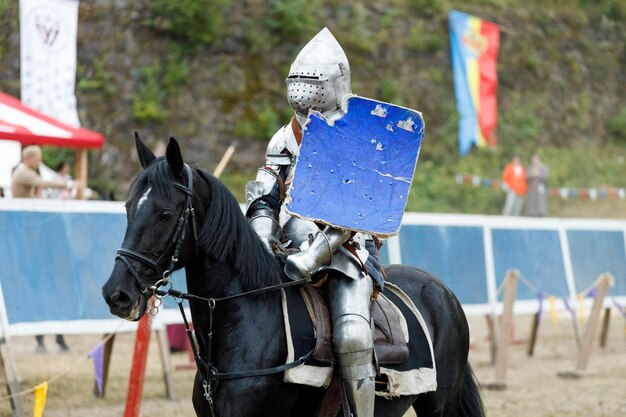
[0, 91, 104, 149]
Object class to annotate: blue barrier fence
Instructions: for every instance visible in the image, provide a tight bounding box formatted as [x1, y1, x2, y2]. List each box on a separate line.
[0, 199, 624, 335]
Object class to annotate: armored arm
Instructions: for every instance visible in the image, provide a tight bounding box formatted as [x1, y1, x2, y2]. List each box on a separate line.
[246, 127, 296, 252]
[284, 225, 352, 281]
[245, 168, 284, 252]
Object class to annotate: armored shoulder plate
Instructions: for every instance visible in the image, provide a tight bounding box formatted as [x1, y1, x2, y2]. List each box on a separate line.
[267, 125, 300, 159]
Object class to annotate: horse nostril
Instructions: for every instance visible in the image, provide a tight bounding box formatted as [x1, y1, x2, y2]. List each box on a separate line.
[110, 291, 131, 308]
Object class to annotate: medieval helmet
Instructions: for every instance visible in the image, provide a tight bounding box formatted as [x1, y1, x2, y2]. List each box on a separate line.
[286, 28, 352, 116]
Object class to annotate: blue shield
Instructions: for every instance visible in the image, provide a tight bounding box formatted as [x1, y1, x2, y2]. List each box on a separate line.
[285, 96, 424, 238]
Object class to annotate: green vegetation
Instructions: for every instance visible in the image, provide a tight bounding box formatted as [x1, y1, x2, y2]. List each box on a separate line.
[77, 58, 117, 96]
[131, 50, 189, 123]
[142, 0, 232, 48]
[3, 0, 623, 217]
[42, 147, 75, 175]
[0, 0, 12, 62]
[134, 0, 625, 217]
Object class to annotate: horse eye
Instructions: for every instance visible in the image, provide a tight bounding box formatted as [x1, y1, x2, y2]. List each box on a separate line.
[159, 210, 174, 222]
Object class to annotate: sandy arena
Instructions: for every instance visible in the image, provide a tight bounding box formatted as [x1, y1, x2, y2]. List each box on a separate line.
[0, 313, 624, 417]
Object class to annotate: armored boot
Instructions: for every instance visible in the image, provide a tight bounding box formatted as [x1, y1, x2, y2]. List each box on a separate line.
[327, 274, 375, 417]
[284, 226, 351, 281]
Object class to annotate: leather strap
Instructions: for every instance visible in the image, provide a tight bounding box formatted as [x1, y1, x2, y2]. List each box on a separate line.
[316, 373, 343, 417]
[291, 115, 302, 146]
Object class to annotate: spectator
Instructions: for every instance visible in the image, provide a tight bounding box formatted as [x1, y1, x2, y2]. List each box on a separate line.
[525, 154, 549, 217]
[11, 146, 79, 198]
[47, 160, 74, 199]
[501, 155, 527, 216]
[11, 145, 75, 353]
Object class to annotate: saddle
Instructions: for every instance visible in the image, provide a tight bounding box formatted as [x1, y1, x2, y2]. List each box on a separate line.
[299, 285, 410, 417]
[300, 284, 410, 367]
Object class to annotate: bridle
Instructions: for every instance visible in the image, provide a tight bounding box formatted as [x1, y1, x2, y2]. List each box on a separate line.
[115, 163, 198, 298]
[113, 163, 310, 415]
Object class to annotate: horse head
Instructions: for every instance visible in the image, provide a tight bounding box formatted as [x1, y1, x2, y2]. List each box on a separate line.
[102, 133, 206, 320]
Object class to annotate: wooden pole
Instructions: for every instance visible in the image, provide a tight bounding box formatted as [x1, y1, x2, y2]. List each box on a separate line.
[494, 269, 519, 388]
[155, 328, 176, 400]
[74, 148, 88, 200]
[94, 334, 115, 398]
[576, 274, 611, 371]
[484, 314, 497, 365]
[0, 336, 24, 416]
[212, 143, 236, 178]
[598, 308, 611, 349]
[526, 312, 540, 357]
[0, 279, 23, 416]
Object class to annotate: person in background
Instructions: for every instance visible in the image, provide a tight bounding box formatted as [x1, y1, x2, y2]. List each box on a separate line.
[524, 154, 549, 217]
[501, 155, 527, 216]
[11, 145, 76, 353]
[47, 160, 74, 199]
[11, 146, 79, 198]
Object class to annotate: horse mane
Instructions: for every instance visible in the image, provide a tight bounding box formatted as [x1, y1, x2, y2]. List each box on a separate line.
[129, 159, 280, 289]
[195, 170, 280, 288]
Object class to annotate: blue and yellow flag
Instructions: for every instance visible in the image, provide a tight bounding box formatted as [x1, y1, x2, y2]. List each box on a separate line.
[449, 10, 500, 156]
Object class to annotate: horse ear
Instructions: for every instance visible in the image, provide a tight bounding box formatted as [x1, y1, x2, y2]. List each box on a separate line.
[166, 137, 184, 177]
[134, 131, 156, 169]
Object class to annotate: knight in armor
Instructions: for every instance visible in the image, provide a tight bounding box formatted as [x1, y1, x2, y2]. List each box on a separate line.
[245, 28, 385, 417]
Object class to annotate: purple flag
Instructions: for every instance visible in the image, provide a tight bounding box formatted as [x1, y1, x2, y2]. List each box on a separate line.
[88, 341, 105, 395]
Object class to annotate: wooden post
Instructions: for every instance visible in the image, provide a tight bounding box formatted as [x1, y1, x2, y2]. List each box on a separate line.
[94, 334, 115, 398]
[0, 336, 24, 417]
[598, 308, 611, 349]
[155, 328, 176, 400]
[526, 311, 540, 357]
[74, 148, 88, 200]
[576, 274, 611, 371]
[493, 269, 519, 388]
[484, 314, 497, 365]
[212, 143, 236, 178]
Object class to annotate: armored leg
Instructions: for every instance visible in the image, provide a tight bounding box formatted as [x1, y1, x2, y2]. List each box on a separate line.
[327, 274, 375, 417]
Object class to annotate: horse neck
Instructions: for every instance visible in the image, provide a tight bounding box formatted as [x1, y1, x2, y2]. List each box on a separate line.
[194, 169, 280, 292]
[185, 258, 285, 370]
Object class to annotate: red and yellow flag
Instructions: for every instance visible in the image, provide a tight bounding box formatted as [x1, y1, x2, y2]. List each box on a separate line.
[449, 10, 500, 156]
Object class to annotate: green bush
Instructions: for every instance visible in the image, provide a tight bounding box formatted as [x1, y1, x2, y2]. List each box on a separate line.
[606, 107, 626, 142]
[143, 0, 231, 47]
[131, 66, 168, 123]
[265, 0, 322, 41]
[77, 59, 117, 96]
[42, 147, 75, 175]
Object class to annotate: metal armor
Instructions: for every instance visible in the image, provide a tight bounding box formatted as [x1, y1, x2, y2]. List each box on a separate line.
[245, 125, 299, 251]
[286, 28, 375, 417]
[250, 27, 376, 417]
[286, 27, 352, 118]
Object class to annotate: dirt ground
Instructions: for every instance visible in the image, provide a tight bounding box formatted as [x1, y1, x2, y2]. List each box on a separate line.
[0, 313, 624, 417]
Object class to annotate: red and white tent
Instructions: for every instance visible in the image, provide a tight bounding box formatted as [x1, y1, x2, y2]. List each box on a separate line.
[0, 91, 105, 198]
[0, 91, 104, 149]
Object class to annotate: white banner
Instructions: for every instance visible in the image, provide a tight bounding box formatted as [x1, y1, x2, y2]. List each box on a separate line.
[20, 0, 80, 127]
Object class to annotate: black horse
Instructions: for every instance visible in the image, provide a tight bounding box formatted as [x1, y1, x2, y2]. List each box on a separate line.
[102, 136, 485, 417]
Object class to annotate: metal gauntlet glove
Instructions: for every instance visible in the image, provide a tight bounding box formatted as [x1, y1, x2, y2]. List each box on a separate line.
[284, 226, 351, 281]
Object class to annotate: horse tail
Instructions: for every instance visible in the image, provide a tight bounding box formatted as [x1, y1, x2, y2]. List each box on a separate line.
[458, 364, 486, 417]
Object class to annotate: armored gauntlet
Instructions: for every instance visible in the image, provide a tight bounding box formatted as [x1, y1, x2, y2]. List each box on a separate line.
[284, 226, 351, 281]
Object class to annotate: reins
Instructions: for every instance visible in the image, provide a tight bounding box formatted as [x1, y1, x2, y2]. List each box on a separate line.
[115, 165, 312, 415]
[155, 278, 311, 414]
